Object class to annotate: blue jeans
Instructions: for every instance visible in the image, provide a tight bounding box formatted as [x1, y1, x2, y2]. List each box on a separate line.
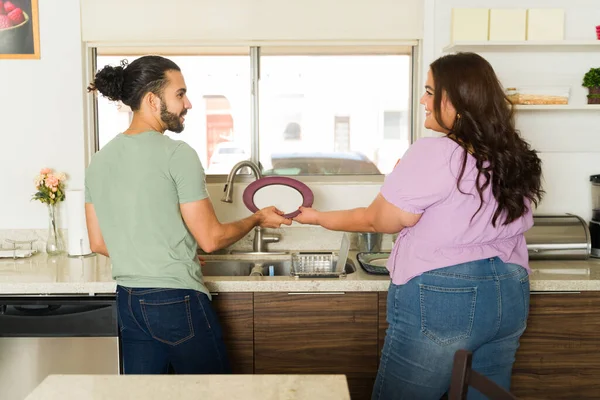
[372, 257, 530, 400]
[116, 286, 231, 374]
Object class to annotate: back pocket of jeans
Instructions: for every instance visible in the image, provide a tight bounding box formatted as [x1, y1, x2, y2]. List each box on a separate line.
[419, 284, 477, 346]
[140, 295, 194, 346]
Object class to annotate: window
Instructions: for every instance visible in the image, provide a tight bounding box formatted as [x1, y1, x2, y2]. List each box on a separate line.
[94, 47, 413, 176]
[384, 111, 404, 140]
[334, 116, 351, 152]
[95, 53, 251, 172]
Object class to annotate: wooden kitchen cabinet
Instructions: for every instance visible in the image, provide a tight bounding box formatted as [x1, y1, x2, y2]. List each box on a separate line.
[378, 292, 387, 362]
[254, 292, 379, 400]
[210, 292, 254, 374]
[511, 292, 600, 399]
[210, 290, 600, 398]
[378, 291, 600, 399]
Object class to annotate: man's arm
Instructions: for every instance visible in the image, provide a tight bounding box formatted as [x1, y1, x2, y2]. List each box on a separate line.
[180, 198, 290, 253]
[180, 198, 259, 253]
[172, 143, 290, 253]
[85, 203, 109, 257]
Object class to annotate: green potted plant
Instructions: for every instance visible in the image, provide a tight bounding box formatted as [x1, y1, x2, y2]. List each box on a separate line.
[582, 67, 600, 104]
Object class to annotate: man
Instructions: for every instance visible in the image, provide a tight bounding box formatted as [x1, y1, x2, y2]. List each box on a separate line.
[85, 55, 290, 374]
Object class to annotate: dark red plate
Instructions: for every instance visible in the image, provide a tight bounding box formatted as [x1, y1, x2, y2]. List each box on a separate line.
[243, 176, 314, 219]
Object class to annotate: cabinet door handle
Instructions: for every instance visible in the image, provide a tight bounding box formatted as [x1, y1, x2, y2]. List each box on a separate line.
[530, 291, 581, 295]
[287, 292, 346, 295]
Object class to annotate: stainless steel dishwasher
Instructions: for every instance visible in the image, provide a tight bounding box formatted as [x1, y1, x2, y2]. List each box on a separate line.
[0, 296, 120, 400]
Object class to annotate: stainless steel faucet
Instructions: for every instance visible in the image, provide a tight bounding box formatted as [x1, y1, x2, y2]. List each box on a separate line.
[253, 227, 280, 252]
[221, 160, 263, 203]
[221, 160, 286, 255]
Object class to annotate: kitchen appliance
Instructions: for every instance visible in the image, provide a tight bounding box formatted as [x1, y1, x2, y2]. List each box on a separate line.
[526, 214, 591, 260]
[591, 174, 600, 258]
[0, 296, 120, 400]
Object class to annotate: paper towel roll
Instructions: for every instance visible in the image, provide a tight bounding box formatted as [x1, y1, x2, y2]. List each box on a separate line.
[66, 189, 92, 256]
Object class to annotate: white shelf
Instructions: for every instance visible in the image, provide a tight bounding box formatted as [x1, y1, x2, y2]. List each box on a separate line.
[443, 40, 600, 53]
[513, 105, 600, 111]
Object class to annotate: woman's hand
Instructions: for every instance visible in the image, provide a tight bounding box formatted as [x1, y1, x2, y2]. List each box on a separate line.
[293, 207, 320, 225]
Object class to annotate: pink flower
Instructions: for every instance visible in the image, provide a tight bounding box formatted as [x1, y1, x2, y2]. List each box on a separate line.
[34, 175, 44, 187]
[32, 168, 67, 206]
[45, 175, 59, 188]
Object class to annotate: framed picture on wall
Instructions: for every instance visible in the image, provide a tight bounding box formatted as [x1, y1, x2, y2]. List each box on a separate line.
[0, 0, 40, 59]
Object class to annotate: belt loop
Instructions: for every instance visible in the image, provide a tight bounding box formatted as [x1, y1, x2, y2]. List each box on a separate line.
[489, 257, 498, 278]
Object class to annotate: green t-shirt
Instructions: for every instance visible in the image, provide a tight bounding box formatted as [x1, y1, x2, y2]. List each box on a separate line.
[85, 131, 210, 297]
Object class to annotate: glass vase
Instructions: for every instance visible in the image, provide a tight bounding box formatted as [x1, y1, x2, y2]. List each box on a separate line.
[46, 203, 65, 255]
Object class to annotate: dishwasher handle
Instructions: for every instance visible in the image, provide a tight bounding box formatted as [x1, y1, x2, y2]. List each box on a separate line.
[0, 301, 118, 337]
[2, 304, 111, 317]
[13, 305, 61, 315]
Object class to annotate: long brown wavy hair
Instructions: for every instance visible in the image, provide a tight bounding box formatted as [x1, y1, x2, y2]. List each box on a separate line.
[430, 52, 544, 226]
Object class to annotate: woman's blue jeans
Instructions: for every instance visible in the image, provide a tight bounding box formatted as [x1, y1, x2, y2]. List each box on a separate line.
[373, 257, 530, 400]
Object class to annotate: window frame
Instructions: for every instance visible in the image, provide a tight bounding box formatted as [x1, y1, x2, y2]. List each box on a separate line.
[85, 43, 419, 184]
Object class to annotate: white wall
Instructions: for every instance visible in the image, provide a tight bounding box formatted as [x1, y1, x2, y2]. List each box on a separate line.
[424, 0, 600, 222]
[0, 0, 86, 229]
[81, 0, 423, 42]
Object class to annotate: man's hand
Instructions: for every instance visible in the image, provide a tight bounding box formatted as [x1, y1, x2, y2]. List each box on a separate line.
[292, 207, 320, 225]
[255, 206, 292, 228]
[198, 256, 206, 266]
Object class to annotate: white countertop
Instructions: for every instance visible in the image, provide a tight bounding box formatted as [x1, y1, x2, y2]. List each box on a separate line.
[25, 374, 351, 400]
[0, 253, 114, 295]
[1, 252, 600, 295]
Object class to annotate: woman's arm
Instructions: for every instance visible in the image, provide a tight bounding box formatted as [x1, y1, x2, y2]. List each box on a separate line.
[293, 194, 421, 234]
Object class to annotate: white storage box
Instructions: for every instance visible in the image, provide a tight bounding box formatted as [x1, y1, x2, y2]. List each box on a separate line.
[489, 9, 527, 41]
[527, 9, 565, 41]
[451, 8, 490, 42]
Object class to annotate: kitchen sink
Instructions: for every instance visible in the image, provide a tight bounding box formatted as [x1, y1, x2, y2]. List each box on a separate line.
[201, 260, 288, 276]
[201, 258, 356, 277]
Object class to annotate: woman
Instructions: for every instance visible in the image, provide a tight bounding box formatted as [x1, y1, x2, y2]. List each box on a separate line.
[293, 52, 543, 399]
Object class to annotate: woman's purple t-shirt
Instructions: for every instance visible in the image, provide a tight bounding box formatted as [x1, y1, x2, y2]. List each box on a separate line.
[380, 137, 532, 285]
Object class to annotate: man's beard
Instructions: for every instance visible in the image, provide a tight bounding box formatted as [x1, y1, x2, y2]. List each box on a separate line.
[160, 102, 186, 133]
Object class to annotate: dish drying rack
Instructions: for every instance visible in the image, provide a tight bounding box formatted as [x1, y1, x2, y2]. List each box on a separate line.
[291, 252, 346, 278]
[0, 239, 38, 259]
